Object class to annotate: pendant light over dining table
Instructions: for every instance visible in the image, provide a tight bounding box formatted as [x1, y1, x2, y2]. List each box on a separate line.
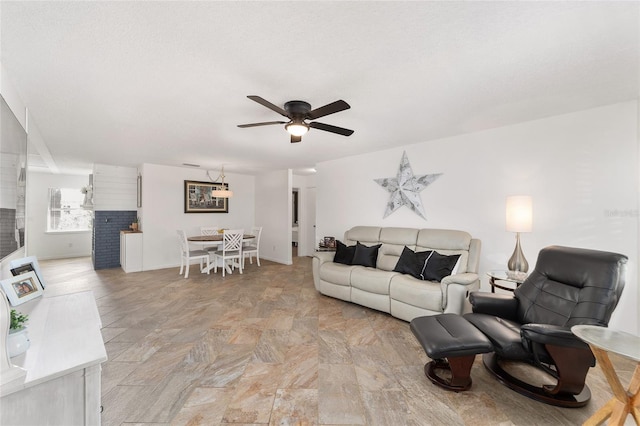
[208, 166, 233, 198]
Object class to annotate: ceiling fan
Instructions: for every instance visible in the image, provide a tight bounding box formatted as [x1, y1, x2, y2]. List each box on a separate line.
[238, 95, 354, 143]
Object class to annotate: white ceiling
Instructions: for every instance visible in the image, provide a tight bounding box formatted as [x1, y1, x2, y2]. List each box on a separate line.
[1, 1, 638, 176]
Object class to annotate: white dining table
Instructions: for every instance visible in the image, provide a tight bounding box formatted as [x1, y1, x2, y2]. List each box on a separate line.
[187, 234, 255, 274]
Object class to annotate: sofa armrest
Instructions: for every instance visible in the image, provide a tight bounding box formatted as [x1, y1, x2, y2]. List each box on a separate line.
[441, 273, 480, 314]
[468, 291, 519, 321]
[312, 251, 335, 291]
[441, 273, 480, 286]
[313, 251, 335, 265]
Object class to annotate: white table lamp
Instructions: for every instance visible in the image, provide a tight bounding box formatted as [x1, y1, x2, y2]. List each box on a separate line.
[506, 195, 532, 273]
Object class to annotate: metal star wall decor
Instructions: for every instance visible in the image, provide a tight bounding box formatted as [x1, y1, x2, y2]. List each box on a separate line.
[374, 151, 442, 220]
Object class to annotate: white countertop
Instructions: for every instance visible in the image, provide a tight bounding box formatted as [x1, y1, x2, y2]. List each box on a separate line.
[1, 290, 107, 396]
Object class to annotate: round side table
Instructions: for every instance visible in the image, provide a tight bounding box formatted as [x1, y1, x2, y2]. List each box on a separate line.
[486, 270, 527, 293]
[571, 325, 640, 426]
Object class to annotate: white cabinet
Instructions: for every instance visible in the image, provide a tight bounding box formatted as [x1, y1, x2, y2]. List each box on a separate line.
[0, 291, 107, 425]
[120, 231, 143, 272]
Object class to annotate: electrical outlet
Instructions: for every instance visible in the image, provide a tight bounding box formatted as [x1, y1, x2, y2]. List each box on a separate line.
[273, 245, 276, 251]
[68, 243, 73, 248]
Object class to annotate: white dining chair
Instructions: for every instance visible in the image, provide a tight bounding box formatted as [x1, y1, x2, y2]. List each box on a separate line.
[212, 229, 244, 277]
[200, 226, 219, 236]
[243, 226, 262, 268]
[200, 226, 221, 251]
[177, 230, 210, 278]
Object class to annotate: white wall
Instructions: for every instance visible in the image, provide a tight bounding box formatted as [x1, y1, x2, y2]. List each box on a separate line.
[93, 163, 137, 211]
[0, 63, 26, 130]
[316, 101, 639, 335]
[140, 163, 256, 271]
[255, 169, 292, 265]
[25, 172, 92, 260]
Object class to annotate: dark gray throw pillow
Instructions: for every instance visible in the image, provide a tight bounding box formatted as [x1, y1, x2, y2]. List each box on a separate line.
[420, 251, 461, 281]
[334, 240, 356, 265]
[393, 246, 433, 279]
[352, 242, 382, 268]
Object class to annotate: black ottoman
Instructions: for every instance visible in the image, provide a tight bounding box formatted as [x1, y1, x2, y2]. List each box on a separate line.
[410, 313, 493, 391]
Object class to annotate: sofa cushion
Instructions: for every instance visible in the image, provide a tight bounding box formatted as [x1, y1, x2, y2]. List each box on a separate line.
[390, 274, 443, 312]
[416, 229, 472, 273]
[351, 267, 398, 295]
[377, 244, 406, 271]
[393, 246, 433, 279]
[376, 227, 420, 271]
[420, 251, 461, 281]
[352, 242, 382, 268]
[319, 262, 357, 286]
[334, 240, 356, 265]
[344, 226, 382, 246]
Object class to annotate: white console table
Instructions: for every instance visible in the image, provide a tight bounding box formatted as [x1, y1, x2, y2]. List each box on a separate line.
[0, 290, 107, 425]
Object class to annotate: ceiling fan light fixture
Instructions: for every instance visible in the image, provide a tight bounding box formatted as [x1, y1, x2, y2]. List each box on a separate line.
[239, 96, 353, 141]
[207, 166, 233, 198]
[285, 122, 309, 137]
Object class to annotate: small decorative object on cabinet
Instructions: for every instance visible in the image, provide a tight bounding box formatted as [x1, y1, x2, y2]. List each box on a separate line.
[9, 256, 47, 288]
[322, 237, 335, 248]
[7, 310, 29, 358]
[0, 272, 43, 306]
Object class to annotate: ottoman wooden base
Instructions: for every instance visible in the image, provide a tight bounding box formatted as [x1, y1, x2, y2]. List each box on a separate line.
[425, 356, 476, 391]
[410, 313, 493, 392]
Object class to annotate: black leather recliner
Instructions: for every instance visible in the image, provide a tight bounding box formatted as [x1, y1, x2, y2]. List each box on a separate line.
[464, 245, 627, 407]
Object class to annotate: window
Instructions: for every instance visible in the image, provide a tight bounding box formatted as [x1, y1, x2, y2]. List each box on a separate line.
[47, 188, 92, 232]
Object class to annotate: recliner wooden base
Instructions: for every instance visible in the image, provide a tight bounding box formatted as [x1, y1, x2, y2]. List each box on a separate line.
[482, 353, 591, 408]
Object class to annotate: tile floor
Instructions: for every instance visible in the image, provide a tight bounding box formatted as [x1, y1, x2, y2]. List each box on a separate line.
[38, 256, 636, 426]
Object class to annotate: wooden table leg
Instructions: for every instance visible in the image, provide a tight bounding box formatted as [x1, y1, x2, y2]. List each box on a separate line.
[583, 346, 640, 426]
[628, 363, 640, 424]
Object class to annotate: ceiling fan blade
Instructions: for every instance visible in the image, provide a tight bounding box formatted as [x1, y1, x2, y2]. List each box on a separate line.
[307, 100, 350, 120]
[247, 95, 289, 117]
[291, 135, 302, 143]
[237, 121, 286, 128]
[309, 121, 354, 136]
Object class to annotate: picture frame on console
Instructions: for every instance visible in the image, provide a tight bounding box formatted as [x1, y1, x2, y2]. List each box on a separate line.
[1, 272, 44, 306]
[10, 256, 47, 288]
[184, 180, 229, 213]
[325, 237, 336, 248]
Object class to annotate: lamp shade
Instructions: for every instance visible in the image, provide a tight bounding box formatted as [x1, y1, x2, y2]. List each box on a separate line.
[285, 122, 309, 137]
[506, 195, 532, 233]
[212, 188, 233, 198]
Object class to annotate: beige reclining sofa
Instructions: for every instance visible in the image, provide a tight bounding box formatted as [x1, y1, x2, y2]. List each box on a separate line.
[312, 226, 481, 321]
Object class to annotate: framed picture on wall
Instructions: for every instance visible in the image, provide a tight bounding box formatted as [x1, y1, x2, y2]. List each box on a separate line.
[184, 180, 229, 213]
